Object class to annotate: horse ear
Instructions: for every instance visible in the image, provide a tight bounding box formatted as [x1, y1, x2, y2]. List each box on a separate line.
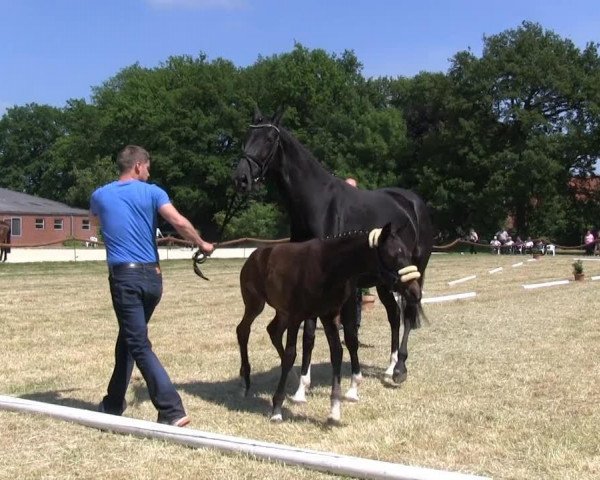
[253, 106, 263, 124]
[272, 106, 286, 126]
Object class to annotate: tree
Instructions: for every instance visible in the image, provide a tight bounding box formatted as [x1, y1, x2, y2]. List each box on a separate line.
[0, 104, 66, 195]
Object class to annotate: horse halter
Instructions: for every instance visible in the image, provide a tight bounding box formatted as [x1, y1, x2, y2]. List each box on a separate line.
[242, 123, 281, 185]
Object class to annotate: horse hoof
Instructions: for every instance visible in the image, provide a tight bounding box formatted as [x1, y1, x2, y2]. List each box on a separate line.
[392, 372, 407, 384]
[382, 375, 401, 388]
[270, 413, 283, 423]
[326, 415, 341, 426]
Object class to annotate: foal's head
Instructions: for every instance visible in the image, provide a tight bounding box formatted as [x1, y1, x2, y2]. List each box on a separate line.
[233, 108, 285, 192]
[371, 222, 422, 304]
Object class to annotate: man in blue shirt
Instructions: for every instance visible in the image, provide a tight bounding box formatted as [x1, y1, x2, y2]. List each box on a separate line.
[91, 145, 214, 427]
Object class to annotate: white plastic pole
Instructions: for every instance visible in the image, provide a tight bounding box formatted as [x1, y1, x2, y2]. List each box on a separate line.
[522, 280, 569, 289]
[447, 275, 476, 286]
[422, 292, 476, 304]
[488, 267, 502, 274]
[0, 395, 488, 480]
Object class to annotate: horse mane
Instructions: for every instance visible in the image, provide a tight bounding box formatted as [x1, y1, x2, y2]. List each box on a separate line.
[278, 127, 338, 179]
[323, 229, 369, 240]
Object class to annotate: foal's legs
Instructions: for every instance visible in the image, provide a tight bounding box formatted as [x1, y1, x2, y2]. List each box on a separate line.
[376, 285, 404, 383]
[271, 318, 301, 422]
[266, 314, 285, 360]
[321, 314, 344, 423]
[395, 301, 420, 383]
[290, 317, 317, 403]
[236, 294, 265, 395]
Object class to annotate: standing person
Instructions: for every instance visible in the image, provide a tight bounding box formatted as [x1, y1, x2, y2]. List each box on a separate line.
[345, 177, 364, 332]
[91, 145, 214, 427]
[584, 229, 595, 255]
[468, 228, 479, 254]
[345, 177, 358, 188]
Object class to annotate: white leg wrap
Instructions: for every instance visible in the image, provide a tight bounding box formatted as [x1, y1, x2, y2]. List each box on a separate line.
[270, 411, 283, 422]
[344, 372, 363, 402]
[328, 383, 343, 423]
[290, 366, 311, 404]
[385, 351, 398, 377]
[328, 397, 342, 423]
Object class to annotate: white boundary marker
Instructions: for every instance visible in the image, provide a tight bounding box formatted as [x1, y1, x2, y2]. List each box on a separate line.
[488, 267, 503, 274]
[522, 280, 570, 289]
[422, 292, 477, 304]
[591, 276, 600, 281]
[448, 275, 476, 286]
[0, 395, 489, 480]
[574, 257, 600, 261]
[511, 262, 523, 268]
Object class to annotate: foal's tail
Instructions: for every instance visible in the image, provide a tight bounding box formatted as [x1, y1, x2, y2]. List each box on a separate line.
[401, 273, 429, 329]
[415, 302, 430, 329]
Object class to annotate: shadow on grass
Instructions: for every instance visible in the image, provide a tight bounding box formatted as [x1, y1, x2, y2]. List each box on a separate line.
[14, 362, 391, 425]
[174, 360, 388, 424]
[19, 389, 97, 412]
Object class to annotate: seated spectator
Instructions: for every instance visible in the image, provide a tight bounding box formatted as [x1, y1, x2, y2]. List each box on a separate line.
[86, 235, 98, 248]
[524, 237, 534, 254]
[514, 236, 524, 254]
[503, 236, 515, 254]
[535, 240, 545, 255]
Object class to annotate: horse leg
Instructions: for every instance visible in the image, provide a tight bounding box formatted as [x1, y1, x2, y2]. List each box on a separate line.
[320, 314, 343, 424]
[340, 296, 362, 402]
[236, 295, 265, 396]
[266, 313, 285, 360]
[290, 317, 316, 403]
[271, 319, 300, 422]
[376, 285, 403, 383]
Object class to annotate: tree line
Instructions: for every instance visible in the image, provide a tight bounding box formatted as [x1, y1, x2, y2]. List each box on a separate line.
[1, 22, 599, 245]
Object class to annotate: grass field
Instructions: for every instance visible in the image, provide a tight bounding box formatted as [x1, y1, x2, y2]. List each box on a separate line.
[0, 252, 599, 479]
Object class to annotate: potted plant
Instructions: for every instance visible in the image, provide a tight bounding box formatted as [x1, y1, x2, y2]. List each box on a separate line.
[572, 260, 585, 281]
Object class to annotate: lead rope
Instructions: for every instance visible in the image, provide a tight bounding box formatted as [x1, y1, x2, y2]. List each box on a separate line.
[192, 190, 247, 281]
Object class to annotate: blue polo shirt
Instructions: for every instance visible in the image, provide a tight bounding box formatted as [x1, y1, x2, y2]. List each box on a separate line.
[90, 180, 170, 266]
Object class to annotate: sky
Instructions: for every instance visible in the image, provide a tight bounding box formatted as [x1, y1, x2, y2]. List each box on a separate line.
[1, 0, 599, 115]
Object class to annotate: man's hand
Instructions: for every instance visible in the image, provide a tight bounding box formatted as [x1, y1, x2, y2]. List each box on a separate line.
[200, 241, 215, 255]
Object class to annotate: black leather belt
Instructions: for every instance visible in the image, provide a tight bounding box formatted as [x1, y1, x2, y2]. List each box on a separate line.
[109, 262, 160, 275]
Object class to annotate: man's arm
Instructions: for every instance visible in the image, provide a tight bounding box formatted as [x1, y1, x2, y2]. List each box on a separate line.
[158, 203, 214, 254]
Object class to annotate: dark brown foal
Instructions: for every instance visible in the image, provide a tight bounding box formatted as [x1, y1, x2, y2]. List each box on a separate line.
[236, 223, 417, 423]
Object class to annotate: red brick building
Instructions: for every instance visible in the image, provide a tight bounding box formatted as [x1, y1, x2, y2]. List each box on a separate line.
[0, 188, 98, 246]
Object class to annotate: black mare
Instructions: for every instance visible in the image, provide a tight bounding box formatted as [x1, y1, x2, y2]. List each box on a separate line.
[233, 109, 434, 401]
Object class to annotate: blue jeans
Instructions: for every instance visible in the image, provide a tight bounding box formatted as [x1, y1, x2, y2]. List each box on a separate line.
[102, 264, 186, 423]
